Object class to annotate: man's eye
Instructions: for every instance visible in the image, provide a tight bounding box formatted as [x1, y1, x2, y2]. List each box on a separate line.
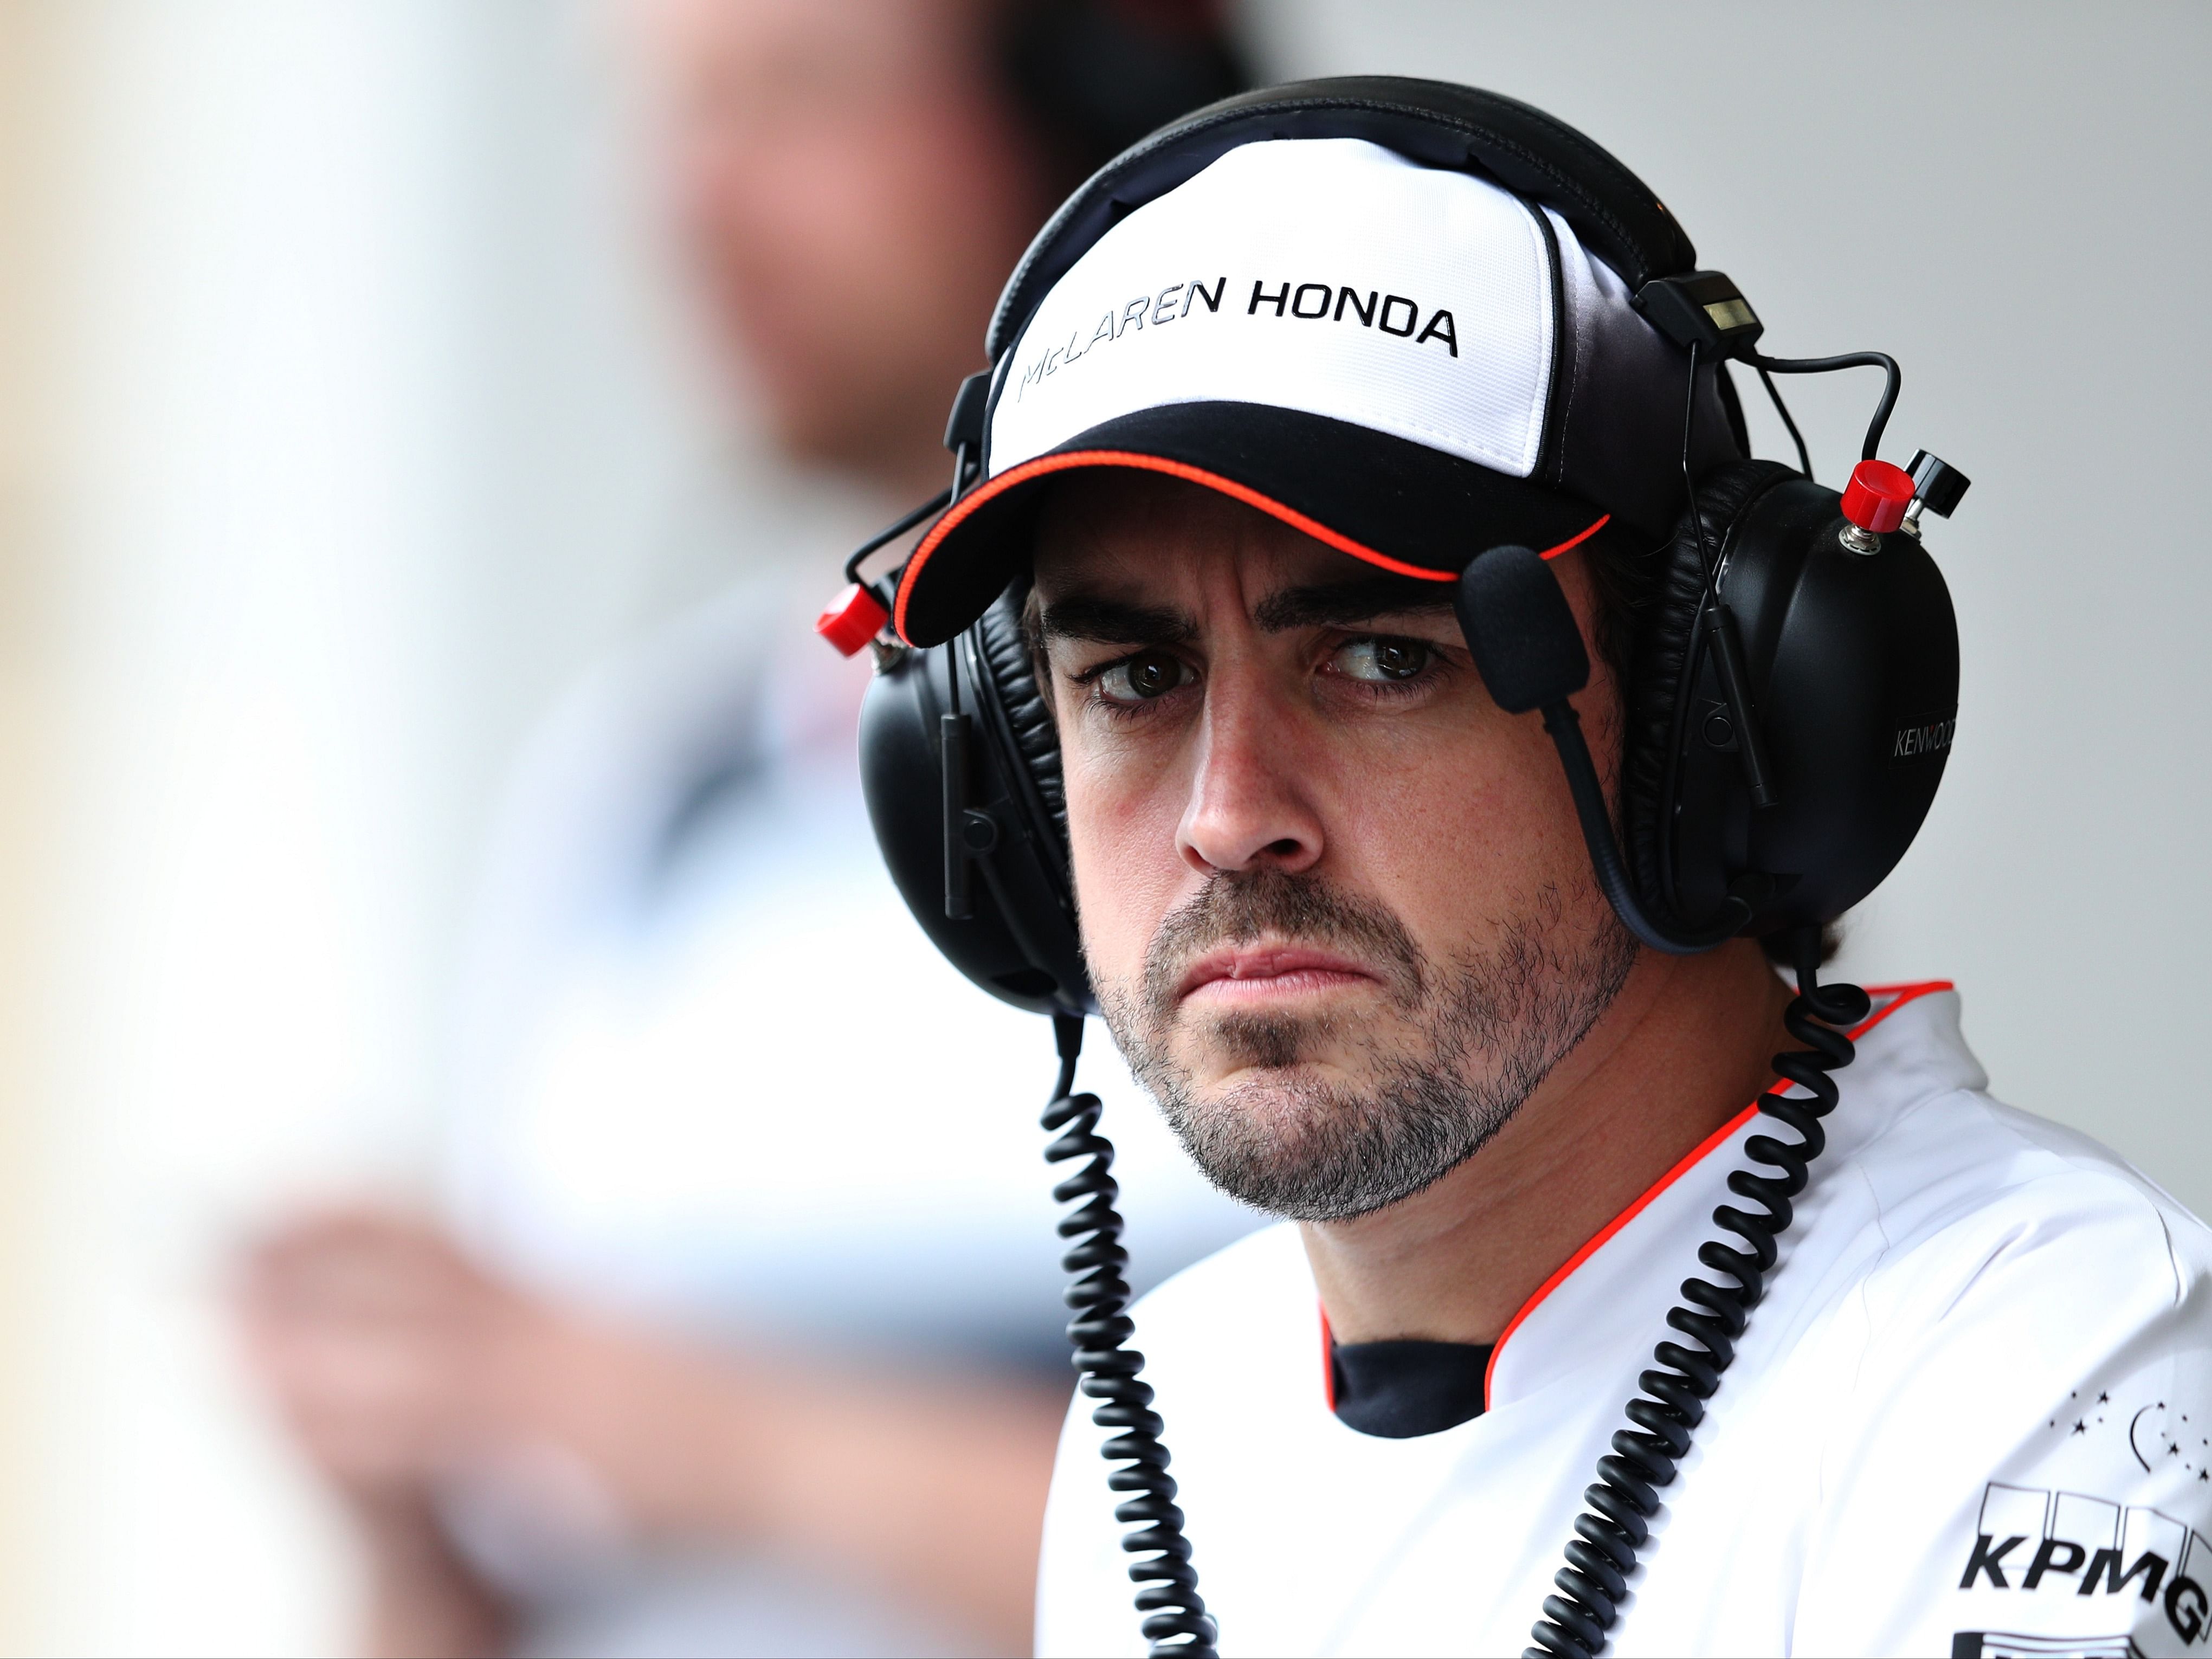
[1334, 637, 1433, 683]
[1097, 649, 1192, 705]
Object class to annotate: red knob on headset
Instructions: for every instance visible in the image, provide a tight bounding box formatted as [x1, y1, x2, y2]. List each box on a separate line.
[817, 583, 889, 657]
[1840, 459, 1916, 534]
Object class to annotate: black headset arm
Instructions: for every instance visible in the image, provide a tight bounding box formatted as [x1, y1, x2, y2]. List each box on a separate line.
[1454, 543, 1753, 956]
[1539, 700, 1752, 954]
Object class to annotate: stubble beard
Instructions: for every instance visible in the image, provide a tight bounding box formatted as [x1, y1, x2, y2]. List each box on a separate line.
[1094, 866, 1637, 1223]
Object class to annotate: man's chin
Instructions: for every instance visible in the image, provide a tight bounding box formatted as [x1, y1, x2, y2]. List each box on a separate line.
[1183, 1057, 1366, 1107]
[1179, 1005, 1386, 1076]
[1149, 1063, 1468, 1224]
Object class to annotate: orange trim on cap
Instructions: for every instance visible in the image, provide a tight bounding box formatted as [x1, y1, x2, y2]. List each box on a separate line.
[1477, 977, 1955, 1403]
[893, 446, 1609, 643]
[1536, 514, 1608, 561]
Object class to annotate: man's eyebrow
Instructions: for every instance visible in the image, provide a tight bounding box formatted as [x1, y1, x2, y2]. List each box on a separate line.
[1251, 576, 1458, 632]
[1034, 593, 1197, 648]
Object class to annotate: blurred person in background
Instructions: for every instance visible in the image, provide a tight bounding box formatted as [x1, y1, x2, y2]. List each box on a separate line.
[237, 3, 1256, 1656]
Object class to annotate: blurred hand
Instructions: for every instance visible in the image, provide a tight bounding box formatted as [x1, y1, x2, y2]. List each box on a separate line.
[238, 1208, 567, 1656]
[243, 1209, 509, 1497]
[240, 1205, 1066, 1656]
[238, 1207, 752, 1656]
[240, 1208, 733, 1528]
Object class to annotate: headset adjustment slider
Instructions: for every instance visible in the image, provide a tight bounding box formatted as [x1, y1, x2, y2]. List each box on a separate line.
[943, 369, 992, 455]
[1632, 270, 1765, 359]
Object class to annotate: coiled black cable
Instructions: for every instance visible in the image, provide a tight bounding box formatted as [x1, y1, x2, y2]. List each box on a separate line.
[1042, 1012, 1217, 1657]
[1525, 929, 1872, 1659]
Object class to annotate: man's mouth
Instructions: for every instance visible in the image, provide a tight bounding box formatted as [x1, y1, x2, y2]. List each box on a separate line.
[1175, 944, 1384, 1008]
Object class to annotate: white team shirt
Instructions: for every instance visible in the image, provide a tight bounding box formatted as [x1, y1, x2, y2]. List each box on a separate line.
[1037, 984, 2212, 1658]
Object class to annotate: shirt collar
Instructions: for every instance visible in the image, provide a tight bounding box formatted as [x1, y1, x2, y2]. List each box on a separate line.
[1481, 980, 1972, 1410]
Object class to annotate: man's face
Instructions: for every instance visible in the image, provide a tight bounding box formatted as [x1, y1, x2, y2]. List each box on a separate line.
[635, 0, 1049, 478]
[1032, 473, 1639, 1222]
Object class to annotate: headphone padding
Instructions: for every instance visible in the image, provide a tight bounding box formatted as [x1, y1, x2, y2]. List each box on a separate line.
[1622, 460, 1795, 916]
[973, 586, 1069, 854]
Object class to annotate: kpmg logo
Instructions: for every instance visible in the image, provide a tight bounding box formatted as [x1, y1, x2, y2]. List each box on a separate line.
[1961, 1483, 2211, 1646]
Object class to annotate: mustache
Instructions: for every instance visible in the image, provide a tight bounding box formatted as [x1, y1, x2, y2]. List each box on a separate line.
[1139, 868, 1428, 1020]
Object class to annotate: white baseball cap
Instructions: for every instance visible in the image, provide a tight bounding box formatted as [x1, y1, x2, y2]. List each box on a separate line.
[893, 132, 1739, 647]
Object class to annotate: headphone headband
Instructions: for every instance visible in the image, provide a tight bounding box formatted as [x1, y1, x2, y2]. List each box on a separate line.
[985, 75, 1698, 360]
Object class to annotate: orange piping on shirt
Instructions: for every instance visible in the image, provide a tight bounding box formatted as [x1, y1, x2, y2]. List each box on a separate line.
[1476, 978, 1956, 1403]
[1308, 980, 1957, 1415]
[1320, 1306, 1336, 1413]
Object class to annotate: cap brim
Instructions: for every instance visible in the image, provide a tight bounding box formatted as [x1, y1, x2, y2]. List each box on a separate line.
[894, 402, 1611, 647]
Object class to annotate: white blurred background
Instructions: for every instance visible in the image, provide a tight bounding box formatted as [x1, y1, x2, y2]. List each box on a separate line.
[0, 2, 2205, 1652]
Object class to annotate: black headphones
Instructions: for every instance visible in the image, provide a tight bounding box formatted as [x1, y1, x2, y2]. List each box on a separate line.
[836, 78, 1967, 1659]
[852, 74, 1963, 1017]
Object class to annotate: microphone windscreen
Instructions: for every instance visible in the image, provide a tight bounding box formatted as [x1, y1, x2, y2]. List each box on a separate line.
[1454, 544, 1591, 714]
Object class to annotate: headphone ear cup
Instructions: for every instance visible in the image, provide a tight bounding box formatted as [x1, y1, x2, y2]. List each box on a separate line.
[973, 586, 1068, 854]
[1622, 461, 1796, 927]
[1623, 458, 1959, 940]
[858, 592, 1093, 1016]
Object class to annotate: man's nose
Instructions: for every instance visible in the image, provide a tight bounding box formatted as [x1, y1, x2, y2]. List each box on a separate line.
[1176, 675, 1325, 877]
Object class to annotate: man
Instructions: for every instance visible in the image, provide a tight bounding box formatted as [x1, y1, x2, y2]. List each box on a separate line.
[868, 84, 2212, 1657]
[239, 4, 1253, 1657]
